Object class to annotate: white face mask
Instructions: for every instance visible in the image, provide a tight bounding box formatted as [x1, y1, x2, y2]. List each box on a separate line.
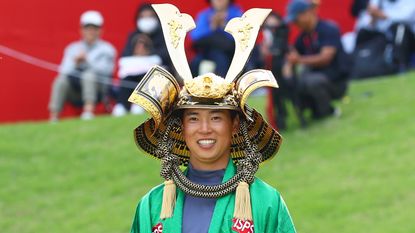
[137, 17, 158, 33]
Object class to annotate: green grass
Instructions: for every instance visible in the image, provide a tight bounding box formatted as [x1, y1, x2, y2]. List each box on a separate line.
[1, 73, 414, 233]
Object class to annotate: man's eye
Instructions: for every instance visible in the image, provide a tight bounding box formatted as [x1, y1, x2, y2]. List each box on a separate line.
[212, 116, 221, 121]
[189, 117, 198, 121]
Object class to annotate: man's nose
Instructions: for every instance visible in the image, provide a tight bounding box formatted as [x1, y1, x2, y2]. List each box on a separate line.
[199, 119, 212, 133]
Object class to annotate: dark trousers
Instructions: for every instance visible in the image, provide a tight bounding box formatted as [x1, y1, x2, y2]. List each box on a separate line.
[190, 49, 231, 77]
[356, 23, 415, 70]
[117, 74, 144, 109]
[389, 23, 415, 69]
[190, 32, 234, 77]
[298, 70, 346, 119]
[271, 87, 289, 130]
[269, 57, 291, 130]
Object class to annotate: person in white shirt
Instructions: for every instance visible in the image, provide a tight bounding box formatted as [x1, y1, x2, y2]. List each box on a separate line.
[357, 0, 415, 33]
[354, 0, 415, 69]
[48, 10, 116, 121]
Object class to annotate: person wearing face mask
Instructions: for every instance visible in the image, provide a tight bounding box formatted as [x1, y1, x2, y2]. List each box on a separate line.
[121, 3, 171, 71]
[112, 34, 162, 117]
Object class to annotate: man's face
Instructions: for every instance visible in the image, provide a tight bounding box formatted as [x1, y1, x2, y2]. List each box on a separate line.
[264, 15, 281, 29]
[182, 109, 239, 169]
[81, 25, 101, 44]
[133, 36, 152, 56]
[211, 0, 230, 11]
[139, 9, 156, 19]
[294, 9, 313, 30]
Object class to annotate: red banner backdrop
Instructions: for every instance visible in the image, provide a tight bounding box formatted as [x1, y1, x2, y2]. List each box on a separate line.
[0, 0, 354, 123]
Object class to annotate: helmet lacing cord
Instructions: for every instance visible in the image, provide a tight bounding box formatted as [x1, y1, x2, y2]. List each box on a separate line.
[239, 119, 262, 184]
[158, 116, 180, 181]
[157, 116, 180, 219]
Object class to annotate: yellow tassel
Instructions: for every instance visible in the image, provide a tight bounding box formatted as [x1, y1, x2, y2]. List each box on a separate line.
[233, 181, 252, 220]
[160, 180, 176, 219]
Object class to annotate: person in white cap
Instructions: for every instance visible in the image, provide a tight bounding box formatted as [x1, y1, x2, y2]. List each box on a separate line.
[48, 10, 116, 121]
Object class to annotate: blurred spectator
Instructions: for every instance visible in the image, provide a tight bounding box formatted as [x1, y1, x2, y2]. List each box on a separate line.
[357, 0, 415, 33]
[112, 34, 162, 117]
[121, 3, 172, 70]
[355, 0, 415, 70]
[190, 0, 242, 77]
[339, 0, 369, 54]
[285, 0, 348, 120]
[48, 10, 116, 122]
[260, 12, 292, 130]
[351, 0, 369, 19]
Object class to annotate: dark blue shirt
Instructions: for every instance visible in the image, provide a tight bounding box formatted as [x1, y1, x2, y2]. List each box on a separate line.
[295, 20, 347, 80]
[190, 4, 243, 41]
[182, 164, 225, 233]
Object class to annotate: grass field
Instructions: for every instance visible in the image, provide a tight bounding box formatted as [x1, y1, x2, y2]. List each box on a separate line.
[1, 73, 414, 233]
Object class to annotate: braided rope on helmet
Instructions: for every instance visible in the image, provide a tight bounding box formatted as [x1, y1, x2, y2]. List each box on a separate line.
[158, 117, 180, 181]
[172, 163, 245, 196]
[238, 119, 262, 184]
[158, 116, 263, 198]
[172, 165, 243, 198]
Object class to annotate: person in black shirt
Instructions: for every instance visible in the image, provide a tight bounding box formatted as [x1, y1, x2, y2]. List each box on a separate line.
[285, 0, 348, 120]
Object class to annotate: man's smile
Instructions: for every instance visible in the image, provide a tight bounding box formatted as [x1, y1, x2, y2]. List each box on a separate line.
[197, 139, 216, 149]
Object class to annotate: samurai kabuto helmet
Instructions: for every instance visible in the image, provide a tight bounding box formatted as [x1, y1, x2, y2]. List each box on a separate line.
[128, 4, 282, 221]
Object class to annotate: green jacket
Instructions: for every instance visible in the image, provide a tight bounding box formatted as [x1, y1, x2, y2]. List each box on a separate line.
[130, 162, 296, 233]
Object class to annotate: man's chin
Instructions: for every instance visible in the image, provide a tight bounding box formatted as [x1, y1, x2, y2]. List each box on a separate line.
[191, 153, 220, 163]
[197, 145, 216, 152]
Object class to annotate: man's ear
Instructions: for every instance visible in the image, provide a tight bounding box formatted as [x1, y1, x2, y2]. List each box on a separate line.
[232, 114, 240, 134]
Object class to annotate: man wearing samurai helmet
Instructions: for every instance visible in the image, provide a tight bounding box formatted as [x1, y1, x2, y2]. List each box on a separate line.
[128, 4, 296, 233]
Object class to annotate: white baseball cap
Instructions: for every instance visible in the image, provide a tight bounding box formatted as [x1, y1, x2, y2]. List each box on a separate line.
[80, 10, 104, 27]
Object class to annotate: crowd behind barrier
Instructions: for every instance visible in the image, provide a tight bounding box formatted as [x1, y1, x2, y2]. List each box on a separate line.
[3, 0, 413, 126]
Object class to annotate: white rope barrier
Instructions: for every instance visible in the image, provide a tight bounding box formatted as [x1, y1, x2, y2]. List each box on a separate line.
[0, 44, 139, 89]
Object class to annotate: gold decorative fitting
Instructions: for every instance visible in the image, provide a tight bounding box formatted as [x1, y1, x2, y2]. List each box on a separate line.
[129, 94, 162, 126]
[152, 4, 195, 81]
[176, 88, 239, 109]
[128, 65, 180, 131]
[225, 8, 272, 82]
[184, 73, 233, 98]
[168, 20, 182, 48]
[236, 69, 278, 120]
[176, 89, 198, 107]
[238, 23, 253, 51]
